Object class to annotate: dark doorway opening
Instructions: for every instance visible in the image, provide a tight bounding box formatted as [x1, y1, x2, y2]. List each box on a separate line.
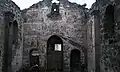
[70, 49, 80, 72]
[47, 35, 63, 72]
[29, 49, 39, 67]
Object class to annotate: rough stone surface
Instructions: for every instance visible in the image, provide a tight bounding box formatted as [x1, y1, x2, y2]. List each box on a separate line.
[0, 0, 120, 72]
[22, 1, 89, 72]
[0, 0, 23, 72]
[91, 0, 120, 72]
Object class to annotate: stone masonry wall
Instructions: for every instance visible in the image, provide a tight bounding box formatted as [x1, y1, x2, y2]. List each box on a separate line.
[91, 0, 120, 72]
[2, 0, 120, 72]
[22, 1, 88, 72]
[0, 0, 23, 72]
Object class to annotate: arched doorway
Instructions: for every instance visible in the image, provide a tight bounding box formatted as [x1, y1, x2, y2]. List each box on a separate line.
[47, 35, 63, 72]
[70, 49, 81, 72]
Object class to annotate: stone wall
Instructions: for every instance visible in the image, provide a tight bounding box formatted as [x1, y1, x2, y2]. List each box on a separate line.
[91, 0, 120, 72]
[0, 0, 23, 72]
[22, 0, 88, 72]
[1, 0, 120, 72]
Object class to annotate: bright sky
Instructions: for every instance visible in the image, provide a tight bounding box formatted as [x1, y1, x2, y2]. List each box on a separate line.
[12, 0, 96, 10]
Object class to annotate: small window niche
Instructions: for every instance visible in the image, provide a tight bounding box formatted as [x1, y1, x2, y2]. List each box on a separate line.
[51, 3, 60, 15]
[55, 44, 62, 51]
[47, 0, 62, 20]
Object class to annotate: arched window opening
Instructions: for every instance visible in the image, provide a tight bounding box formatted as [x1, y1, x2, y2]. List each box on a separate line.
[13, 20, 18, 44]
[29, 49, 39, 67]
[105, 5, 114, 23]
[104, 5, 115, 33]
[70, 49, 80, 72]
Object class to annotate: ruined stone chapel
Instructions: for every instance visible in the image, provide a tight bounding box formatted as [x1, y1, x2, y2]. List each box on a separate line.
[0, 0, 120, 72]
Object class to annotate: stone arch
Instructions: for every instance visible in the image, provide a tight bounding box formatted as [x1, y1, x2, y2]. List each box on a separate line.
[47, 35, 63, 72]
[47, 35, 63, 51]
[70, 49, 81, 72]
[29, 48, 39, 67]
